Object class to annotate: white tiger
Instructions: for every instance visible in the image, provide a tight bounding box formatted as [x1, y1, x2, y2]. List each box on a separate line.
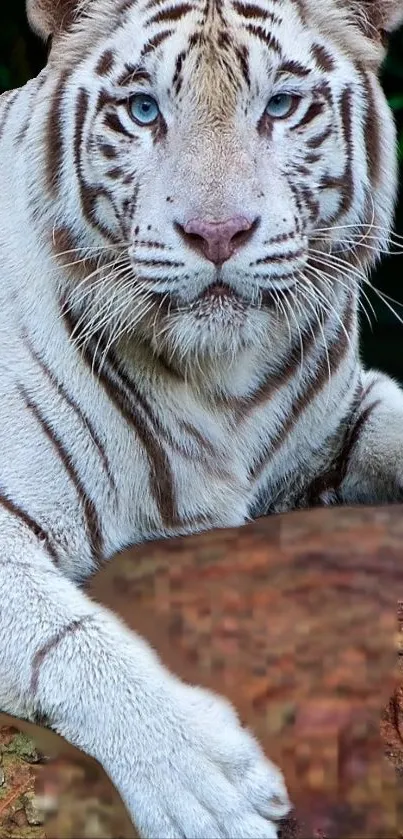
[0, 0, 403, 835]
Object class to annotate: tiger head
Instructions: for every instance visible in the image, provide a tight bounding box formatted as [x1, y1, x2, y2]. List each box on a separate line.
[28, 0, 403, 372]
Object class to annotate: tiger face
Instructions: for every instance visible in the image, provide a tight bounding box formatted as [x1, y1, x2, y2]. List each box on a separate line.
[31, 0, 402, 367]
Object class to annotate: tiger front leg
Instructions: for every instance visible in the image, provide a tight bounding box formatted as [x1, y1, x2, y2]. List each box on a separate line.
[339, 370, 403, 505]
[0, 517, 290, 839]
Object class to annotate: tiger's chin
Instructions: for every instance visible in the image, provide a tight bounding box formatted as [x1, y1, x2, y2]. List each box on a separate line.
[142, 291, 272, 377]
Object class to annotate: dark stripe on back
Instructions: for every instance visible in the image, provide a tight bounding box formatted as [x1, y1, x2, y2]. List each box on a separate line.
[24, 332, 116, 494]
[0, 490, 59, 563]
[340, 398, 382, 475]
[62, 304, 219, 465]
[239, 309, 324, 417]
[251, 294, 354, 479]
[302, 377, 361, 505]
[106, 351, 217, 463]
[62, 311, 179, 528]
[303, 389, 381, 506]
[92, 359, 179, 528]
[19, 386, 103, 562]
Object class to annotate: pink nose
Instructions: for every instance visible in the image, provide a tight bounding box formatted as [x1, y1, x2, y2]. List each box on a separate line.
[176, 216, 258, 265]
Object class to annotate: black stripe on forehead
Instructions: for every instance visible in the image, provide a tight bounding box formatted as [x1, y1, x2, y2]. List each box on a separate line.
[169, 26, 253, 94]
[232, 0, 282, 27]
[277, 59, 311, 78]
[95, 49, 116, 77]
[140, 29, 175, 58]
[146, 2, 195, 26]
[243, 23, 282, 55]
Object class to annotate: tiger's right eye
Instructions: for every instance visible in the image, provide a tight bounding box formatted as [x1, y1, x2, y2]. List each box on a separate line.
[128, 93, 160, 126]
[265, 93, 296, 119]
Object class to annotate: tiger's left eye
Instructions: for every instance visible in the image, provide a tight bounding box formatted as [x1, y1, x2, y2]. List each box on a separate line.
[128, 93, 160, 125]
[265, 93, 296, 119]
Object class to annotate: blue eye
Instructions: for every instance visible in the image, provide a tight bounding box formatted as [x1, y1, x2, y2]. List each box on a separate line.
[265, 93, 295, 119]
[128, 93, 160, 125]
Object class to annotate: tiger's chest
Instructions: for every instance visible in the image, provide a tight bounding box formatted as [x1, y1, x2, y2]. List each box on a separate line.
[110, 408, 256, 546]
[105, 391, 313, 550]
[107, 376, 348, 550]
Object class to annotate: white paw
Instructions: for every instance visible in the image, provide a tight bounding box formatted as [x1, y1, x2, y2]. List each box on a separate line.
[115, 679, 290, 838]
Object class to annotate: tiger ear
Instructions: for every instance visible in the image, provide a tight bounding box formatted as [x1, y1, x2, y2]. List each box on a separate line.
[346, 0, 403, 37]
[26, 0, 85, 40]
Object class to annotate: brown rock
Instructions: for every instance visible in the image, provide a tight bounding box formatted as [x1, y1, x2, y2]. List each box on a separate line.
[89, 505, 403, 838]
[0, 504, 402, 838]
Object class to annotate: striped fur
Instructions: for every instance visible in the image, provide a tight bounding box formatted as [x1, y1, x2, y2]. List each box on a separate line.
[1, 0, 403, 836]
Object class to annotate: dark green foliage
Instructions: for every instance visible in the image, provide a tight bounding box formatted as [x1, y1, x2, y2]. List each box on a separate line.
[384, 27, 403, 161]
[0, 3, 402, 379]
[0, 3, 46, 93]
[363, 28, 403, 380]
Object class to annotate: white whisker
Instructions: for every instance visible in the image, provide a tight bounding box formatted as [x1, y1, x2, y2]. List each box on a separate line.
[307, 251, 376, 325]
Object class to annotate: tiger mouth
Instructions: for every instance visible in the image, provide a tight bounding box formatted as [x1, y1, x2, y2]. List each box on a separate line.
[200, 282, 241, 301]
[198, 281, 296, 309]
[186, 284, 248, 317]
[155, 282, 248, 311]
[149, 279, 296, 315]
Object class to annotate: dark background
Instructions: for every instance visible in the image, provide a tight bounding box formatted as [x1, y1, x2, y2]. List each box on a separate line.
[1, 3, 403, 382]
